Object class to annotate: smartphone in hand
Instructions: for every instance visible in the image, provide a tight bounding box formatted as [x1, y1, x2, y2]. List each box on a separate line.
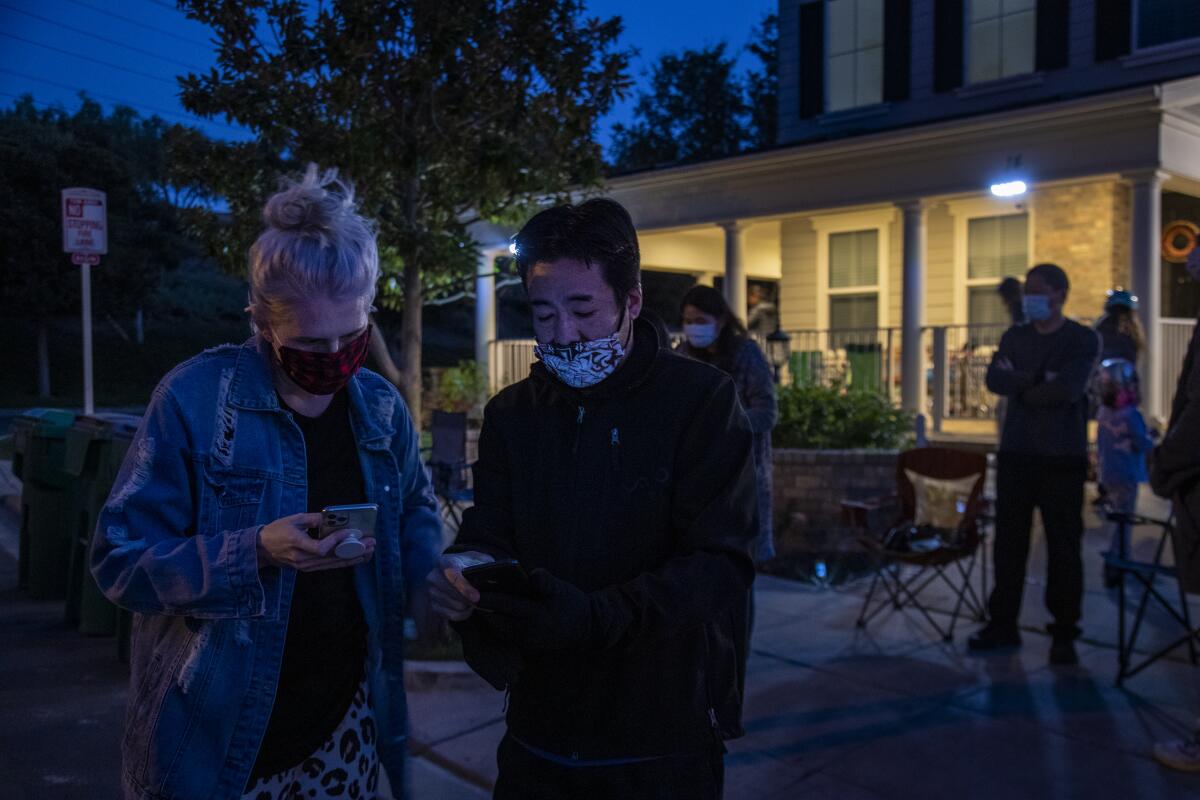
[462, 560, 535, 599]
[319, 503, 378, 559]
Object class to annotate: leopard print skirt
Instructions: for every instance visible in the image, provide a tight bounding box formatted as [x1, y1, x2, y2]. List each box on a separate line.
[242, 678, 380, 800]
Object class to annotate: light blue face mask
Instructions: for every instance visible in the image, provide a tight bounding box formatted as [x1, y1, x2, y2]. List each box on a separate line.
[1023, 294, 1053, 322]
[684, 323, 719, 349]
[534, 307, 629, 389]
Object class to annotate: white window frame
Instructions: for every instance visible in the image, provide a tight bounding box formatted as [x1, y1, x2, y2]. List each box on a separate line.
[824, 0, 885, 113]
[812, 208, 893, 334]
[963, 0, 1038, 86]
[946, 196, 1035, 327]
[1131, 0, 1200, 53]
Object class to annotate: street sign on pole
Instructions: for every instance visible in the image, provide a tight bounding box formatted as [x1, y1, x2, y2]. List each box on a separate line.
[62, 188, 106, 416]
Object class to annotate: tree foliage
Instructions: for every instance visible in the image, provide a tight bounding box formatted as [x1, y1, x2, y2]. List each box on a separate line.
[170, 0, 631, 419]
[609, 12, 778, 172]
[0, 96, 188, 320]
[746, 13, 779, 150]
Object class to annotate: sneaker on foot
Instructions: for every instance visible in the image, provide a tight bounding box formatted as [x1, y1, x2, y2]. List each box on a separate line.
[967, 625, 1022, 652]
[1049, 638, 1078, 665]
[1154, 737, 1200, 772]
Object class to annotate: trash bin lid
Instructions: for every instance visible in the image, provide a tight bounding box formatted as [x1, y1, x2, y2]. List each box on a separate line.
[73, 413, 141, 439]
[9, 407, 76, 437]
[94, 413, 141, 440]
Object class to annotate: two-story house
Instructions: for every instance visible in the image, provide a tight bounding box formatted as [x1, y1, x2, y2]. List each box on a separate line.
[475, 0, 1200, 426]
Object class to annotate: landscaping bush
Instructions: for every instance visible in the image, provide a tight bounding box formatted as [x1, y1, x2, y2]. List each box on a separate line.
[774, 384, 913, 450]
[429, 360, 488, 415]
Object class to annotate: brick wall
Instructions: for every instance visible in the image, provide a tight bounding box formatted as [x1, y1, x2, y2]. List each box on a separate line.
[772, 448, 899, 552]
[1032, 180, 1129, 318]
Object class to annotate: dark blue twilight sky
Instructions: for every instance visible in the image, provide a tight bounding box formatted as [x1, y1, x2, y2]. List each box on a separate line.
[0, 0, 775, 156]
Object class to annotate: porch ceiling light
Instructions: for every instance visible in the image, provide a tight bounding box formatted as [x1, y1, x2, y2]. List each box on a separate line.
[990, 180, 1027, 198]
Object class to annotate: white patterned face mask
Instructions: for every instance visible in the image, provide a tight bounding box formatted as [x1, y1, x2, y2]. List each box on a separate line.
[535, 308, 629, 388]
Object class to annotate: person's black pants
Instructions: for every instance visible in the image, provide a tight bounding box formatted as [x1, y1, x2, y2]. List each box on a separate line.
[493, 734, 725, 800]
[987, 454, 1087, 638]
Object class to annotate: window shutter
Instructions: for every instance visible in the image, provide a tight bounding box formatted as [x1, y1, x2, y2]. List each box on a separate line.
[933, 0, 964, 93]
[1035, 0, 1070, 71]
[799, 1, 826, 118]
[883, 0, 912, 102]
[1094, 0, 1132, 61]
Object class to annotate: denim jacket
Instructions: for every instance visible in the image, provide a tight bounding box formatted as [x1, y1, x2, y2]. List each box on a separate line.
[90, 338, 441, 800]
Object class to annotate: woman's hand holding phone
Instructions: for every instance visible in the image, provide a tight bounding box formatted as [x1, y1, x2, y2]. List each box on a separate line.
[426, 552, 494, 621]
[256, 513, 376, 572]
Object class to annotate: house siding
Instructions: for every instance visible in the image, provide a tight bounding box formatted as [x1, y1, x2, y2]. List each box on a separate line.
[778, 0, 1200, 146]
[781, 217, 819, 329]
[925, 203, 956, 325]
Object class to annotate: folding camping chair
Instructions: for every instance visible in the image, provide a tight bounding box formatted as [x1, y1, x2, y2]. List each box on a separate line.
[425, 411, 473, 535]
[1103, 507, 1199, 686]
[843, 447, 990, 642]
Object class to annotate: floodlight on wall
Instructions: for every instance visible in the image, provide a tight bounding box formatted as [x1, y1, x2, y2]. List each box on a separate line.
[990, 180, 1027, 198]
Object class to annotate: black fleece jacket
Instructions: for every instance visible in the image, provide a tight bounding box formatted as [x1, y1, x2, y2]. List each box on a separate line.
[451, 318, 758, 760]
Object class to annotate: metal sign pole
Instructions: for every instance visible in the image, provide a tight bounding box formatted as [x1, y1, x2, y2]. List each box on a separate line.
[62, 187, 106, 417]
[81, 261, 94, 415]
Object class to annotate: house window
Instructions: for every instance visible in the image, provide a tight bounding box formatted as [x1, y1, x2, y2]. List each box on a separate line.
[1136, 0, 1200, 50]
[967, 214, 1027, 326]
[829, 229, 879, 344]
[826, 0, 884, 112]
[967, 0, 1036, 84]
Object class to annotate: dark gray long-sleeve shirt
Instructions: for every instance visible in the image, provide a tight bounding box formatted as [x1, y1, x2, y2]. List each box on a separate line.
[987, 320, 1100, 460]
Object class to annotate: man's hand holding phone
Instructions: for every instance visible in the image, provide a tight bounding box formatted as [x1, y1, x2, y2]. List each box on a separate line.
[426, 552, 495, 621]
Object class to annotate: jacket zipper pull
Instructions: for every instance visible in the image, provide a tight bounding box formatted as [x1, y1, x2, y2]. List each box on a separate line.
[577, 406, 586, 425]
[708, 708, 719, 729]
[611, 428, 619, 446]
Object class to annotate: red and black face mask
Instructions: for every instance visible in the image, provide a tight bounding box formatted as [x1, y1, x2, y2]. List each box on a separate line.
[273, 325, 371, 396]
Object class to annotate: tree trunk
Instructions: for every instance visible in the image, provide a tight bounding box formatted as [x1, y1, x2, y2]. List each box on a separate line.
[367, 317, 403, 386]
[400, 257, 423, 428]
[36, 318, 51, 398]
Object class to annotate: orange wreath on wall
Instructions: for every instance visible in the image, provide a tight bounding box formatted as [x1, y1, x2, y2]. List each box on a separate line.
[1163, 220, 1200, 263]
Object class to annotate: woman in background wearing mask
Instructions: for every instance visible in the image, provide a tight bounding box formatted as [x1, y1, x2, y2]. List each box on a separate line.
[679, 285, 779, 561]
[91, 166, 442, 800]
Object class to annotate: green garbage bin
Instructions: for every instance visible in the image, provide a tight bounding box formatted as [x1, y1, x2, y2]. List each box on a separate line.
[845, 343, 883, 393]
[63, 413, 141, 635]
[10, 408, 77, 600]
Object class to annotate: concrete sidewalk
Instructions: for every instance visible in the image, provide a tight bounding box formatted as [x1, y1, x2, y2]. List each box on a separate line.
[2, 486, 1198, 798]
[400, 487, 1200, 798]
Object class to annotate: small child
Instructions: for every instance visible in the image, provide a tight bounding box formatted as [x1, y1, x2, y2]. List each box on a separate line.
[1094, 358, 1154, 587]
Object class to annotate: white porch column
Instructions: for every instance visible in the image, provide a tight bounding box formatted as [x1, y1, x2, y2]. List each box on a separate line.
[898, 200, 927, 413]
[1127, 171, 1166, 421]
[720, 221, 748, 323]
[475, 247, 501, 371]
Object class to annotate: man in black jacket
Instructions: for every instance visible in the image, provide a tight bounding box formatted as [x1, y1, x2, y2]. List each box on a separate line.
[969, 263, 1100, 665]
[426, 199, 757, 799]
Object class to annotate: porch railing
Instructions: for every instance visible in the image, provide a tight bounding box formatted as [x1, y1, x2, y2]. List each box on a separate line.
[489, 318, 1190, 428]
[1161, 319, 1196, 421]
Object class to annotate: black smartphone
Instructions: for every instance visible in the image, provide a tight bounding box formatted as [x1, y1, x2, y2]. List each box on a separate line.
[462, 560, 535, 598]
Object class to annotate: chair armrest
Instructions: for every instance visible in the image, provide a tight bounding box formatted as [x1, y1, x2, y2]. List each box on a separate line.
[841, 493, 900, 527]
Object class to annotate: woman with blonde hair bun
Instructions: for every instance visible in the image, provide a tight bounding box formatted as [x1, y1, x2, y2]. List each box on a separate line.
[91, 165, 442, 800]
